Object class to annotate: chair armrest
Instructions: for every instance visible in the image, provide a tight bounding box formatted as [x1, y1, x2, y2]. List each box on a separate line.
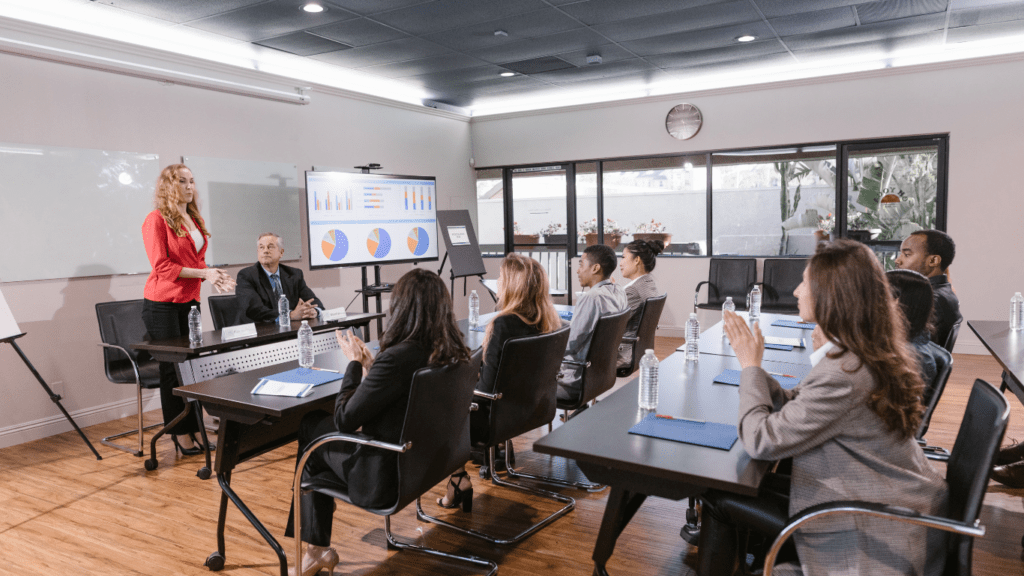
[621, 336, 639, 343]
[97, 343, 142, 385]
[562, 359, 590, 369]
[694, 280, 718, 312]
[763, 500, 985, 576]
[474, 390, 502, 401]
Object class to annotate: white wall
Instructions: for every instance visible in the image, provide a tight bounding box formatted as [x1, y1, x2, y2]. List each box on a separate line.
[471, 55, 1024, 352]
[0, 35, 475, 448]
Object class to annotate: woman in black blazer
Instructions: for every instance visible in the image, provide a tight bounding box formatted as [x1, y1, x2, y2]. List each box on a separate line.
[437, 253, 562, 511]
[286, 269, 471, 576]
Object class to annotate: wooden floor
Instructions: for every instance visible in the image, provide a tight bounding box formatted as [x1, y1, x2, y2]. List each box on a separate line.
[2, 339, 1023, 575]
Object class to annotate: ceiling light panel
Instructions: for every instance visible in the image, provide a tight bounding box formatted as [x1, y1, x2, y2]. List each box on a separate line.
[186, 0, 356, 42]
[308, 17, 408, 46]
[254, 30, 351, 56]
[500, 55, 576, 74]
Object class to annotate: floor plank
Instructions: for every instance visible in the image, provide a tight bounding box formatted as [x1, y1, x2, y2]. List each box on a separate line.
[0, 340, 1021, 575]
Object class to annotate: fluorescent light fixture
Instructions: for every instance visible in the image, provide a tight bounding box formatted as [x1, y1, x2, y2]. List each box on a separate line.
[500, 71, 515, 77]
[302, 3, 325, 13]
[736, 35, 756, 42]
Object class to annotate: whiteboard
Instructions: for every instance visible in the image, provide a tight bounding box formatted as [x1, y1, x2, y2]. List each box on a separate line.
[0, 142, 160, 282]
[184, 156, 302, 267]
[0, 287, 21, 340]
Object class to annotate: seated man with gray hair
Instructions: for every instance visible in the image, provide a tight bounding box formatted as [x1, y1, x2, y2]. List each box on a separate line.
[236, 232, 324, 323]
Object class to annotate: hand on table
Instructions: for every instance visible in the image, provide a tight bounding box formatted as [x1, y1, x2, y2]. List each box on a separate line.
[336, 329, 373, 376]
[722, 310, 764, 370]
[290, 298, 319, 320]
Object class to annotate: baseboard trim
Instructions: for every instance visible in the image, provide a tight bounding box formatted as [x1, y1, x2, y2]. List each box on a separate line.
[0, 390, 160, 450]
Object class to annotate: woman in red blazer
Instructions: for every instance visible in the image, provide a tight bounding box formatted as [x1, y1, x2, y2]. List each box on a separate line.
[141, 164, 234, 455]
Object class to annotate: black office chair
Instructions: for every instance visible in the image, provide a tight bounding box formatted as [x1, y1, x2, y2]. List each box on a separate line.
[509, 309, 632, 492]
[617, 294, 668, 377]
[418, 325, 574, 545]
[694, 258, 756, 312]
[759, 258, 806, 314]
[208, 294, 241, 330]
[95, 299, 164, 457]
[763, 378, 1009, 576]
[916, 346, 954, 460]
[291, 354, 497, 576]
[943, 319, 962, 354]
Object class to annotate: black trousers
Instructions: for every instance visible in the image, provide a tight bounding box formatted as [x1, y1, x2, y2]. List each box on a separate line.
[285, 410, 355, 548]
[141, 299, 200, 436]
[697, 473, 797, 576]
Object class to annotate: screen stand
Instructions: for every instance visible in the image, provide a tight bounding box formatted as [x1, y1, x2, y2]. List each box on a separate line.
[2, 333, 102, 460]
[357, 266, 391, 340]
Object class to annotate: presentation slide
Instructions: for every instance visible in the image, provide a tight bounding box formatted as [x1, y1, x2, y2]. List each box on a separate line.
[306, 171, 439, 268]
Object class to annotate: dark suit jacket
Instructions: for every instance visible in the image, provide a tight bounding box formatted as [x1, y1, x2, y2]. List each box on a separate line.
[235, 263, 323, 323]
[333, 341, 428, 509]
[471, 314, 541, 443]
[929, 274, 961, 349]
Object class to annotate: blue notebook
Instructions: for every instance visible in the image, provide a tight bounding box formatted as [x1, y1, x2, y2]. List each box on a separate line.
[713, 369, 801, 390]
[771, 319, 817, 330]
[765, 343, 794, 351]
[628, 413, 738, 451]
[470, 325, 487, 332]
[263, 367, 343, 387]
[558, 310, 573, 321]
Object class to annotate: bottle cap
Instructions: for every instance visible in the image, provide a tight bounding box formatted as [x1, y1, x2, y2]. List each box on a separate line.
[191, 305, 197, 310]
[301, 320, 308, 325]
[645, 349, 654, 355]
[689, 312, 697, 318]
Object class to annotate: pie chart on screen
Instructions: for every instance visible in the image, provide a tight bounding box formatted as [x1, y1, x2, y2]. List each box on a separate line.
[367, 228, 391, 259]
[407, 227, 429, 256]
[321, 230, 348, 261]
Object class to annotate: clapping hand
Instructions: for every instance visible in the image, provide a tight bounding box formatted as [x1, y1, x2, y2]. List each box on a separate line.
[722, 310, 764, 370]
[290, 298, 319, 320]
[336, 329, 373, 376]
[206, 268, 235, 293]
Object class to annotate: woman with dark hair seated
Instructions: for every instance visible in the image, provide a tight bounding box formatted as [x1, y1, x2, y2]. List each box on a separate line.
[285, 269, 471, 576]
[699, 240, 948, 576]
[887, 269, 944, 390]
[437, 253, 562, 511]
[617, 239, 663, 368]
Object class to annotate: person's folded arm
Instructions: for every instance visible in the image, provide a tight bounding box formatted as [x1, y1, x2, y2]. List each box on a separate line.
[334, 349, 407, 433]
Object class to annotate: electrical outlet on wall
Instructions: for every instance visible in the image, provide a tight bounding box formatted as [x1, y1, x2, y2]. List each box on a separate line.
[49, 380, 64, 399]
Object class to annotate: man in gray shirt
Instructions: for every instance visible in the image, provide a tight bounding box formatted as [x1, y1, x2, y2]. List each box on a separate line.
[557, 244, 628, 402]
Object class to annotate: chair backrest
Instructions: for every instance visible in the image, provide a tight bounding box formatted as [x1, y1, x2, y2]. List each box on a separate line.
[487, 325, 572, 446]
[761, 258, 806, 311]
[570, 308, 632, 409]
[942, 319, 962, 354]
[917, 344, 953, 439]
[706, 258, 757, 309]
[95, 299, 149, 384]
[944, 379, 1009, 575]
[391, 350, 482, 513]
[208, 294, 242, 330]
[620, 294, 668, 375]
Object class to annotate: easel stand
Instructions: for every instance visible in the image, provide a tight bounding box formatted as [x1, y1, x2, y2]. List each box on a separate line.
[437, 252, 492, 302]
[2, 333, 101, 460]
[357, 265, 391, 341]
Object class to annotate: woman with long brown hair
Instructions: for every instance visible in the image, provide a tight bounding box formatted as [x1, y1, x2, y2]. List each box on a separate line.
[697, 240, 948, 575]
[286, 268, 471, 576]
[437, 253, 562, 511]
[141, 164, 234, 455]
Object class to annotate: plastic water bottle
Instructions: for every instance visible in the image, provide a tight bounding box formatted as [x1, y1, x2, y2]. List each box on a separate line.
[685, 313, 700, 361]
[1012, 292, 1024, 331]
[188, 305, 202, 346]
[722, 296, 736, 319]
[639, 350, 659, 410]
[278, 293, 290, 328]
[469, 290, 480, 327]
[749, 285, 762, 322]
[298, 320, 314, 368]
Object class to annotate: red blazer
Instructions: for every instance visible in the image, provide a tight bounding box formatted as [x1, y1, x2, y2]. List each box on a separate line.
[142, 209, 208, 303]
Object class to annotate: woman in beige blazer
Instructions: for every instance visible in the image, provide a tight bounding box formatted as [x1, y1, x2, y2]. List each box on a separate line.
[697, 239, 948, 576]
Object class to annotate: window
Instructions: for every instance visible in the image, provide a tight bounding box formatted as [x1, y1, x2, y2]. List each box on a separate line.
[712, 147, 836, 256]
[476, 168, 504, 255]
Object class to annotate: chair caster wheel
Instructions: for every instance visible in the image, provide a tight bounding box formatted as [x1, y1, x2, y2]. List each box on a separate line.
[197, 467, 212, 480]
[204, 551, 225, 571]
[686, 507, 698, 525]
[478, 465, 491, 480]
[144, 458, 158, 471]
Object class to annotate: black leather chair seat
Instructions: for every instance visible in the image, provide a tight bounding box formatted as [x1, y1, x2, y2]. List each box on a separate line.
[106, 359, 161, 387]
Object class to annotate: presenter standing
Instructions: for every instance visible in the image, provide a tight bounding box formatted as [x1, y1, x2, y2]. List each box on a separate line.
[141, 164, 234, 455]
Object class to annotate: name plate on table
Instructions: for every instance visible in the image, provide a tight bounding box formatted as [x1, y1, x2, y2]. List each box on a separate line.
[321, 307, 348, 322]
[764, 336, 805, 348]
[222, 323, 257, 341]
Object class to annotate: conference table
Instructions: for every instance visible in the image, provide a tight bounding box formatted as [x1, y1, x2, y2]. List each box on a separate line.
[968, 320, 1024, 405]
[698, 312, 816, 365]
[534, 313, 815, 576]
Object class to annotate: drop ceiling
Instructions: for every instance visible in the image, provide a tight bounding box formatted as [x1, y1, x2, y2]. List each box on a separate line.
[23, 0, 1024, 112]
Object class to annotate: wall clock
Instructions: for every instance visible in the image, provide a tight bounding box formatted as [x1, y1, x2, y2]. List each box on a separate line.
[666, 103, 702, 140]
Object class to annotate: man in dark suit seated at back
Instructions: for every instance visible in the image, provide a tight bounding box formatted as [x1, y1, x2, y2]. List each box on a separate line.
[895, 229, 961, 349]
[236, 233, 324, 323]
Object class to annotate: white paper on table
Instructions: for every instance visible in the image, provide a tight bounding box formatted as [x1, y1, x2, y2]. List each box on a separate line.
[252, 379, 314, 398]
[0, 288, 21, 341]
[764, 336, 805, 348]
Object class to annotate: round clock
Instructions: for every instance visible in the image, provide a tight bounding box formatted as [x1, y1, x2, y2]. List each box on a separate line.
[665, 103, 703, 140]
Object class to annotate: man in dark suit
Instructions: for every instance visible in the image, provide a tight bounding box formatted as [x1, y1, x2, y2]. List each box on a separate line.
[236, 233, 324, 323]
[895, 229, 961, 349]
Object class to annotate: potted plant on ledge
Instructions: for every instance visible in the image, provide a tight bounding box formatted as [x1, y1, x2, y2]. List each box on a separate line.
[579, 218, 627, 249]
[632, 219, 672, 248]
[540, 222, 567, 245]
[512, 222, 539, 244]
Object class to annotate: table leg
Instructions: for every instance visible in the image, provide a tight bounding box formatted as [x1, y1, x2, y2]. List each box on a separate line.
[204, 470, 231, 572]
[193, 401, 213, 480]
[215, 470, 289, 576]
[145, 401, 192, 471]
[592, 486, 647, 575]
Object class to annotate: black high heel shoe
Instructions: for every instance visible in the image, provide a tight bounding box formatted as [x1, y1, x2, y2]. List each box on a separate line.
[188, 432, 216, 453]
[437, 471, 473, 512]
[172, 435, 204, 456]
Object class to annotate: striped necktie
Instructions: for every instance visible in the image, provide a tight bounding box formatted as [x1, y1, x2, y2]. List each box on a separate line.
[270, 273, 283, 299]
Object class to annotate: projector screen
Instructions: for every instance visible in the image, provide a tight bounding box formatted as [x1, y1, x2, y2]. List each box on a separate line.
[305, 171, 439, 269]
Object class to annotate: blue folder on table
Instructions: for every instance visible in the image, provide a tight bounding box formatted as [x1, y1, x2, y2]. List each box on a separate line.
[558, 310, 573, 321]
[765, 343, 794, 351]
[628, 413, 738, 451]
[771, 319, 817, 329]
[261, 367, 343, 387]
[713, 368, 801, 390]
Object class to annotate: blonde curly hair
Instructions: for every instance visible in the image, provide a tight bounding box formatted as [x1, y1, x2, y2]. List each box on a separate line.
[154, 164, 210, 238]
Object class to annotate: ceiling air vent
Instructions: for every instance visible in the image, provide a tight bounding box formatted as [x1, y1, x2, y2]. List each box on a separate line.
[499, 56, 576, 75]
